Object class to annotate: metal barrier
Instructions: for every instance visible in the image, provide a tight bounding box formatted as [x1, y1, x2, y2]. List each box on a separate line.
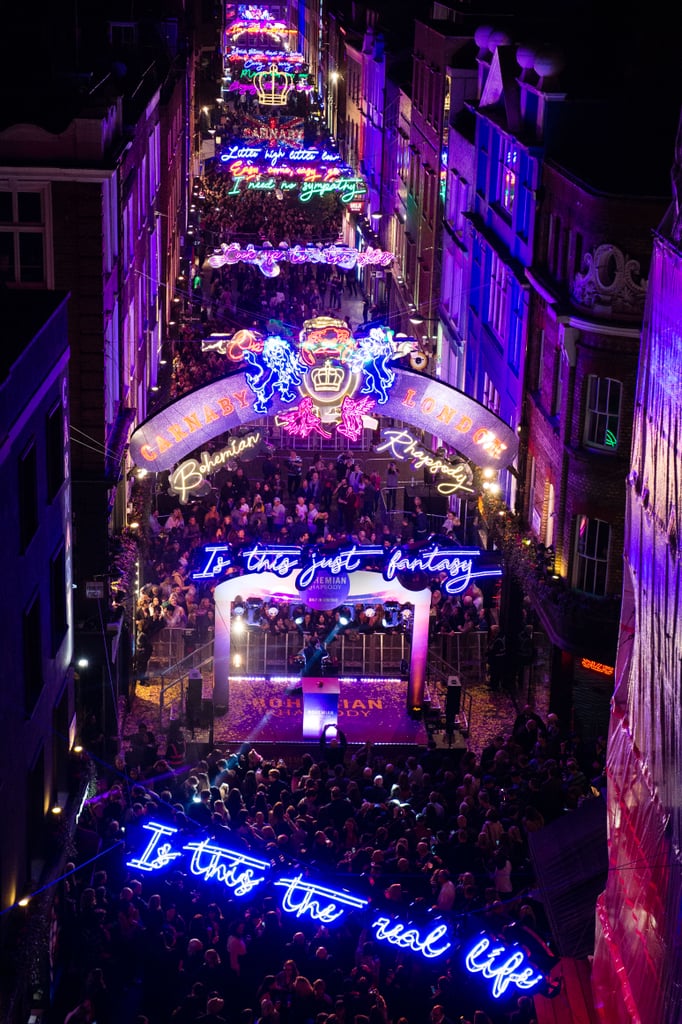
[429, 631, 487, 685]
[150, 629, 215, 729]
[229, 630, 408, 677]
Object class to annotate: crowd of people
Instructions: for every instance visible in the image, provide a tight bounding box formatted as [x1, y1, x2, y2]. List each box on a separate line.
[132, 442, 493, 685]
[69, 85, 604, 1024]
[60, 693, 607, 1024]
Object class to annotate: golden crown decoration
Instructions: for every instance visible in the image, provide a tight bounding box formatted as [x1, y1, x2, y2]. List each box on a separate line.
[310, 359, 345, 392]
[254, 65, 295, 106]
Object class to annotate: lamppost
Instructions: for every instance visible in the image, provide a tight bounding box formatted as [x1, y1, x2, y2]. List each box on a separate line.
[329, 70, 340, 141]
[408, 310, 441, 373]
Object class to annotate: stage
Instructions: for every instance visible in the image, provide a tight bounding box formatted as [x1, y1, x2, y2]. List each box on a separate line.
[215, 674, 429, 746]
[125, 673, 430, 754]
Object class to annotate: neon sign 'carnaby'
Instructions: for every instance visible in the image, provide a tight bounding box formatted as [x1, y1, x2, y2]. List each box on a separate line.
[376, 428, 475, 496]
[465, 936, 544, 999]
[125, 822, 553, 996]
[384, 544, 502, 595]
[169, 431, 262, 503]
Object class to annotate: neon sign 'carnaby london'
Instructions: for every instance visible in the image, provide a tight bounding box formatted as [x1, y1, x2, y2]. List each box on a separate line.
[190, 540, 501, 596]
[125, 822, 549, 997]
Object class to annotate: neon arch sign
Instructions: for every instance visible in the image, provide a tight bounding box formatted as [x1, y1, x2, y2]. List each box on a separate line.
[128, 365, 518, 474]
[125, 822, 552, 996]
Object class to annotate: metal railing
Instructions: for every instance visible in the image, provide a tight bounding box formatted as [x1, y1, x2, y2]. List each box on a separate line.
[425, 648, 475, 737]
[230, 630, 408, 676]
[148, 626, 487, 732]
[150, 629, 215, 729]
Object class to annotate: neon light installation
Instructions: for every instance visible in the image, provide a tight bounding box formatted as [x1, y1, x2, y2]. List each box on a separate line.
[275, 396, 331, 439]
[372, 917, 452, 959]
[208, 243, 393, 278]
[125, 824, 552, 988]
[337, 395, 375, 441]
[383, 544, 502, 595]
[192, 545, 234, 580]
[376, 428, 475, 496]
[295, 544, 384, 591]
[464, 936, 544, 999]
[274, 876, 368, 923]
[580, 658, 614, 676]
[184, 837, 270, 895]
[348, 326, 399, 404]
[219, 143, 342, 166]
[244, 335, 307, 414]
[253, 66, 296, 106]
[190, 539, 500, 594]
[240, 544, 303, 576]
[127, 822, 183, 873]
[169, 431, 263, 503]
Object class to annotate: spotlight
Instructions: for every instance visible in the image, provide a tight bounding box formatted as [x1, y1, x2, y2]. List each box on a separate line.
[338, 606, 351, 626]
[294, 615, 304, 626]
[232, 618, 245, 635]
[245, 598, 262, 626]
[382, 601, 400, 629]
[267, 605, 279, 619]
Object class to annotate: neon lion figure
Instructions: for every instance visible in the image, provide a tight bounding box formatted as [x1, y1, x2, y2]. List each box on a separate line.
[348, 326, 397, 405]
[244, 335, 308, 414]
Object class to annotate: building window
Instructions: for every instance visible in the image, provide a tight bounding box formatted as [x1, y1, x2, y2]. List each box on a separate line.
[23, 595, 43, 715]
[498, 135, 517, 216]
[487, 250, 508, 340]
[551, 347, 564, 418]
[508, 286, 523, 374]
[482, 373, 500, 415]
[109, 21, 137, 48]
[574, 515, 610, 595]
[0, 188, 46, 285]
[46, 402, 65, 503]
[584, 376, 622, 450]
[19, 442, 38, 552]
[50, 543, 68, 655]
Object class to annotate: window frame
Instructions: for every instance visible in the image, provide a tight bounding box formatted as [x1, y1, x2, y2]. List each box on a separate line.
[574, 514, 610, 595]
[497, 134, 518, 217]
[584, 375, 622, 451]
[0, 185, 48, 287]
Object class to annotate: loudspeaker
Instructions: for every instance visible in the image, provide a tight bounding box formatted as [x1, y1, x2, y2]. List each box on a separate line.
[200, 698, 214, 729]
[186, 671, 202, 726]
[445, 675, 462, 731]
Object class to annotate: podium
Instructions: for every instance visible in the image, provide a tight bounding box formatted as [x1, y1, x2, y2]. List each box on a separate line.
[301, 677, 340, 740]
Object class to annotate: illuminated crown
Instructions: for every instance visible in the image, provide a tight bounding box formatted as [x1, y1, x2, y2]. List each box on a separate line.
[254, 65, 295, 106]
[310, 359, 344, 392]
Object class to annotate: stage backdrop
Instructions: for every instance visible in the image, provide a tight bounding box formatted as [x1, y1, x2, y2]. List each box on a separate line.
[213, 570, 431, 718]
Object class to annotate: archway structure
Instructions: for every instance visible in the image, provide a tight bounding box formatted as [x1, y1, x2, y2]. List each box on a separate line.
[129, 364, 518, 472]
